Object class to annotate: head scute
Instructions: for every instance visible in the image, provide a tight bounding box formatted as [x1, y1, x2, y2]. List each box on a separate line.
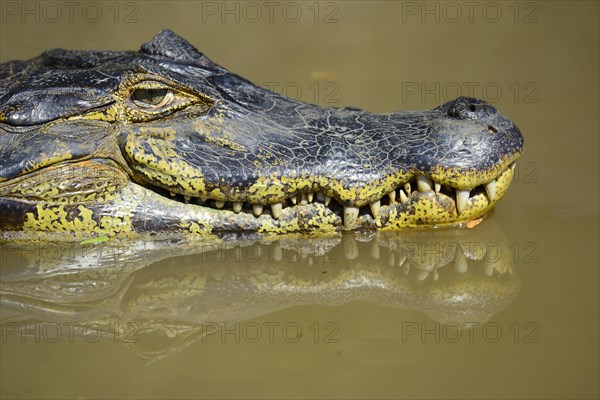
[141, 29, 208, 64]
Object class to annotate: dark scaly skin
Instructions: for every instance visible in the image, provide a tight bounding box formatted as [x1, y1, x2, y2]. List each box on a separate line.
[0, 30, 524, 239]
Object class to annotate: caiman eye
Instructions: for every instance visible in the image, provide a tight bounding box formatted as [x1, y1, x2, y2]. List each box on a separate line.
[131, 88, 174, 109]
[120, 77, 213, 122]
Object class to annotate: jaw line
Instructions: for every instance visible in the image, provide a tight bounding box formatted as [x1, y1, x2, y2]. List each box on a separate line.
[151, 163, 516, 230]
[1, 157, 515, 235]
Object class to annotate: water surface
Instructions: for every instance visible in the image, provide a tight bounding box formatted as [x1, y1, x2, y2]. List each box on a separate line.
[1, 1, 598, 398]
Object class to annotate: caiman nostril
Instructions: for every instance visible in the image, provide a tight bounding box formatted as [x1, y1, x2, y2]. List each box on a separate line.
[445, 96, 497, 120]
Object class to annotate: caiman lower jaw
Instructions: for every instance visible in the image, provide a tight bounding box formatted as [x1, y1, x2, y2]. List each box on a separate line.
[157, 163, 516, 230]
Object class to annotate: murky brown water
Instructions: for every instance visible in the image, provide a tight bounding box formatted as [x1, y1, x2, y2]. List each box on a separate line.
[1, 1, 598, 399]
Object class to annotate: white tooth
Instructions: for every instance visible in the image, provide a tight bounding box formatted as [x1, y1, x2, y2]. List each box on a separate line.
[370, 200, 380, 219]
[398, 253, 406, 267]
[300, 193, 308, 205]
[233, 202, 243, 213]
[402, 263, 410, 275]
[307, 193, 314, 203]
[399, 189, 409, 204]
[271, 203, 282, 219]
[170, 191, 177, 197]
[253, 204, 263, 216]
[388, 191, 396, 203]
[434, 182, 441, 194]
[273, 243, 282, 261]
[484, 259, 496, 276]
[404, 183, 411, 195]
[290, 196, 297, 205]
[214, 200, 225, 209]
[343, 206, 360, 229]
[324, 195, 332, 206]
[315, 192, 326, 203]
[456, 190, 470, 214]
[416, 175, 433, 192]
[455, 253, 468, 273]
[184, 195, 191, 203]
[343, 239, 359, 260]
[416, 270, 430, 281]
[484, 180, 497, 202]
[370, 242, 380, 260]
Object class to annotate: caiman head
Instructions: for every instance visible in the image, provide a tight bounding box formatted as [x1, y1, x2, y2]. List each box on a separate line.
[0, 30, 523, 238]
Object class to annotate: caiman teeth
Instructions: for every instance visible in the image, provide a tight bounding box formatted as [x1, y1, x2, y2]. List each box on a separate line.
[315, 192, 332, 205]
[388, 191, 396, 203]
[161, 164, 510, 226]
[399, 189, 409, 204]
[370, 200, 381, 219]
[343, 206, 359, 229]
[456, 190, 470, 214]
[233, 202, 243, 213]
[271, 203, 283, 219]
[455, 252, 468, 273]
[416, 175, 433, 192]
[484, 180, 497, 202]
[300, 193, 308, 205]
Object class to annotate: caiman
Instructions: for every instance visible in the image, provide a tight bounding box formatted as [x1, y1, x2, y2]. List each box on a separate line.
[0, 30, 524, 239]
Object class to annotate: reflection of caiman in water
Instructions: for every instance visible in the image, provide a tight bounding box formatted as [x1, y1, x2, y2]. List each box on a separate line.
[1, 221, 518, 360]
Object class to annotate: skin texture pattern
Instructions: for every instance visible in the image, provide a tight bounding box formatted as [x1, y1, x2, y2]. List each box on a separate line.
[0, 30, 524, 239]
